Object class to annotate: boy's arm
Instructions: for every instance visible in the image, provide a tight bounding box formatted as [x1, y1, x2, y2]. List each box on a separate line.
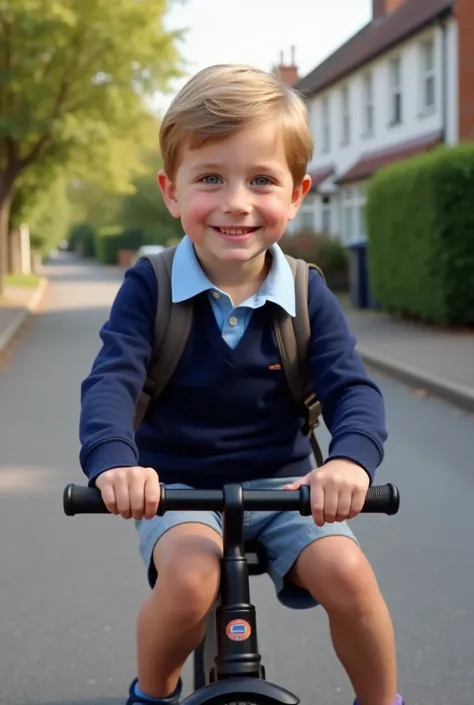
[307, 269, 387, 483]
[79, 259, 157, 487]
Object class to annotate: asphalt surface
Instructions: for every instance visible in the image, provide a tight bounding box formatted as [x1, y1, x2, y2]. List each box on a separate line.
[1, 254, 473, 705]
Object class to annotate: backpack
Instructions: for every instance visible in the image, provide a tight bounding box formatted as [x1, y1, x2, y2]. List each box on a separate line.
[133, 245, 325, 467]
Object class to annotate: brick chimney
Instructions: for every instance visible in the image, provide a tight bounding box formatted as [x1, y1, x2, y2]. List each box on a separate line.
[457, 0, 474, 140]
[273, 46, 299, 86]
[373, 0, 408, 19]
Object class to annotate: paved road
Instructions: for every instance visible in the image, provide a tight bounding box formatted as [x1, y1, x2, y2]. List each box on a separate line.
[1, 254, 473, 705]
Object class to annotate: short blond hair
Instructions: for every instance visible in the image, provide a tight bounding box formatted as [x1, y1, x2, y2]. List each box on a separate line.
[159, 64, 313, 184]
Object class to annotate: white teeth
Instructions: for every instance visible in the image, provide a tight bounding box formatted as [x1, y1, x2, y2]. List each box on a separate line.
[218, 227, 255, 235]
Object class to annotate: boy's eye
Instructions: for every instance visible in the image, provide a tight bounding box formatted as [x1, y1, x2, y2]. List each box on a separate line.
[252, 176, 273, 186]
[199, 174, 222, 185]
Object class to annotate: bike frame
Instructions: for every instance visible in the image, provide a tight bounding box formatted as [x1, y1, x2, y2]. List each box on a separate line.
[193, 537, 268, 688]
[187, 484, 300, 705]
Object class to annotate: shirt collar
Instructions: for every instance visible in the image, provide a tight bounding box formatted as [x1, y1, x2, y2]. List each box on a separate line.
[171, 235, 295, 317]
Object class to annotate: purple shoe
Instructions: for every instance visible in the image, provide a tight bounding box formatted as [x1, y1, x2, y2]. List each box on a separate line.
[354, 697, 404, 705]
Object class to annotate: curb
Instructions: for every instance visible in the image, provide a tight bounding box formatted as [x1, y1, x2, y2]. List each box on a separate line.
[0, 277, 49, 353]
[357, 345, 474, 414]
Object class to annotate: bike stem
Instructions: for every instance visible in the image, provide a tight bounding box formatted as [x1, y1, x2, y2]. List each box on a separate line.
[214, 484, 265, 680]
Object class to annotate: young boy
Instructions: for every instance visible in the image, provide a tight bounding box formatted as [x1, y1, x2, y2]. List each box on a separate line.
[79, 65, 404, 705]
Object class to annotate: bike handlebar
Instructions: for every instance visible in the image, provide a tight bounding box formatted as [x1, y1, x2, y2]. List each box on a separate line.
[63, 482, 400, 517]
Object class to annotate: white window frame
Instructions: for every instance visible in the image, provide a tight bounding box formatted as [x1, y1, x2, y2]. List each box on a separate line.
[298, 210, 315, 231]
[420, 38, 436, 113]
[341, 185, 367, 245]
[362, 72, 374, 136]
[389, 56, 402, 125]
[321, 97, 330, 153]
[341, 86, 350, 145]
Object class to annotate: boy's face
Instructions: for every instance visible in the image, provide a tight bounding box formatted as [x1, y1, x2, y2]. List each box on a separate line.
[158, 121, 311, 268]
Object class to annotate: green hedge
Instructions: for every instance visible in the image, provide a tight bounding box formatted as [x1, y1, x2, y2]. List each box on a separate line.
[68, 223, 97, 258]
[280, 229, 349, 292]
[94, 226, 145, 265]
[366, 144, 474, 325]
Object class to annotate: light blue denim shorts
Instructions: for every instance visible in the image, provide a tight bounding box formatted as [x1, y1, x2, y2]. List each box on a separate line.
[135, 476, 358, 610]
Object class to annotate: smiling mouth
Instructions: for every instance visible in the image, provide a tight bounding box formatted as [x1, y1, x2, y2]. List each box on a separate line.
[211, 226, 261, 236]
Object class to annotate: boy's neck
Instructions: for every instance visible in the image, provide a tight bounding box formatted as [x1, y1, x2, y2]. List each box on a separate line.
[195, 248, 271, 306]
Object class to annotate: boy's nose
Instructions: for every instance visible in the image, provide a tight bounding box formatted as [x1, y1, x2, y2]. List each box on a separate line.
[222, 186, 252, 215]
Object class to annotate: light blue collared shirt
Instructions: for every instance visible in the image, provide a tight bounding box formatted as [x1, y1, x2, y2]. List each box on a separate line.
[171, 235, 295, 348]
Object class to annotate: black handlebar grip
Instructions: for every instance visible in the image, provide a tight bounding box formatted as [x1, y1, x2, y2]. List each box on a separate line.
[363, 483, 399, 515]
[63, 483, 107, 515]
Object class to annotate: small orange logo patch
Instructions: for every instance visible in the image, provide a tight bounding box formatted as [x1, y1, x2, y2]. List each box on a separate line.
[226, 619, 252, 641]
[268, 363, 281, 370]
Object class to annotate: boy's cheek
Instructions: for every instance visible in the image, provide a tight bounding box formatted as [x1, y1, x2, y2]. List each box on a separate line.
[181, 194, 216, 229]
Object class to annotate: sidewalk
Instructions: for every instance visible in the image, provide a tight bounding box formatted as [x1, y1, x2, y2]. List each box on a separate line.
[0, 278, 48, 355]
[342, 301, 474, 413]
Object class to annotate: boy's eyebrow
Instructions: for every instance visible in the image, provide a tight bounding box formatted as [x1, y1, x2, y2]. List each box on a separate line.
[187, 161, 286, 175]
[188, 162, 223, 172]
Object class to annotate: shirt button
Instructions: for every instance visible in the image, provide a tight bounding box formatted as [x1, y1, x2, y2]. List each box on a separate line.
[212, 291, 220, 299]
[229, 316, 238, 326]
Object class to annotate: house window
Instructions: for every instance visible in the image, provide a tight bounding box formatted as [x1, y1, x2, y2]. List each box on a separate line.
[298, 210, 314, 231]
[342, 185, 367, 245]
[420, 39, 435, 111]
[341, 86, 350, 145]
[322, 97, 330, 153]
[389, 57, 402, 125]
[362, 72, 374, 136]
[321, 196, 331, 234]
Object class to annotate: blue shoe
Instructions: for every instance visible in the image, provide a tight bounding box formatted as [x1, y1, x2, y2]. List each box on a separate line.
[126, 677, 182, 705]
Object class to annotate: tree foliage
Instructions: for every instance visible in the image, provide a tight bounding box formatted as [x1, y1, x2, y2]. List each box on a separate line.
[0, 0, 185, 291]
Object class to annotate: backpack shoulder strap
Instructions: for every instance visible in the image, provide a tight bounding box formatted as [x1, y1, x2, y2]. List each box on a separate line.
[273, 254, 325, 466]
[134, 246, 193, 429]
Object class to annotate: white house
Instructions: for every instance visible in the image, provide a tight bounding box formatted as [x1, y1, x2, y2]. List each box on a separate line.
[281, 0, 474, 246]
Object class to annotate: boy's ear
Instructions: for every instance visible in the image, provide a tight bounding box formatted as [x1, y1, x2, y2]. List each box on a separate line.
[288, 174, 312, 221]
[157, 170, 181, 218]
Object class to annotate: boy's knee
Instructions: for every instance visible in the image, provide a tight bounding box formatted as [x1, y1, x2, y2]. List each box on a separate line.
[152, 525, 222, 624]
[159, 563, 220, 623]
[294, 537, 379, 618]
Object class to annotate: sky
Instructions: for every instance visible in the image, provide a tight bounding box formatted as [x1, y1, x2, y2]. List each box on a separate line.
[152, 0, 372, 115]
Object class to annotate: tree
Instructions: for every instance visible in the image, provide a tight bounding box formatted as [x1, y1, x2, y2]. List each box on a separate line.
[118, 152, 183, 245]
[0, 0, 184, 294]
[67, 148, 183, 249]
[9, 161, 70, 264]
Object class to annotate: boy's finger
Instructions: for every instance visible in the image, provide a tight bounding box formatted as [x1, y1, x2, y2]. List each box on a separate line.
[129, 475, 146, 520]
[335, 488, 352, 522]
[144, 471, 160, 519]
[322, 485, 338, 524]
[310, 479, 325, 526]
[115, 478, 132, 519]
[100, 483, 118, 515]
[283, 472, 311, 490]
[348, 488, 366, 519]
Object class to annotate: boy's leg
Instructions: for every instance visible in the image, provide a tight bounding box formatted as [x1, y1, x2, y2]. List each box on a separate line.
[137, 523, 222, 697]
[245, 477, 401, 705]
[290, 537, 398, 705]
[134, 500, 223, 700]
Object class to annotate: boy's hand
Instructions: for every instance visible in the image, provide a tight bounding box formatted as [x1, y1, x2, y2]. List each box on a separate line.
[284, 460, 369, 527]
[95, 466, 160, 520]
